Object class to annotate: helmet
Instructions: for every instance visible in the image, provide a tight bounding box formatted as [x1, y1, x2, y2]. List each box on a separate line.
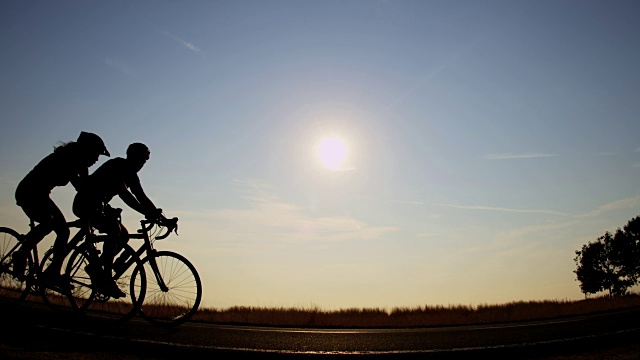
[126, 142, 150, 160]
[77, 131, 110, 156]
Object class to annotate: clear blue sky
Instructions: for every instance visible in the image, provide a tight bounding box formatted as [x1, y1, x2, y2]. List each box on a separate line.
[1, 0, 640, 310]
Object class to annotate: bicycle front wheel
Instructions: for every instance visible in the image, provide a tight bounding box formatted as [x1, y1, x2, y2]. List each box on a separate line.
[133, 251, 202, 327]
[0, 227, 32, 306]
[65, 239, 146, 325]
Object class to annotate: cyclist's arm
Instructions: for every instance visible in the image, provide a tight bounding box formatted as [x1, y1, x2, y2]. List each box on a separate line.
[118, 187, 150, 217]
[69, 174, 83, 190]
[69, 168, 89, 191]
[127, 182, 160, 218]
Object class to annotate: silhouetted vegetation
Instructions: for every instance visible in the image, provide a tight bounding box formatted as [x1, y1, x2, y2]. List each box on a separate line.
[190, 294, 640, 328]
[575, 215, 640, 297]
[7, 291, 640, 328]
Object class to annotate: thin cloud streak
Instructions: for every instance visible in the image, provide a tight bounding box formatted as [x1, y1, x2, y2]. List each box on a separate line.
[163, 31, 203, 55]
[191, 179, 398, 244]
[357, 195, 424, 206]
[575, 196, 640, 218]
[104, 58, 136, 76]
[484, 153, 557, 160]
[435, 203, 570, 216]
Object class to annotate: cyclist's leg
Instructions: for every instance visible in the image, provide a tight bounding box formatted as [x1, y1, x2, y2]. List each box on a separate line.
[65, 237, 146, 325]
[97, 219, 121, 270]
[23, 198, 74, 293]
[16, 197, 56, 251]
[13, 197, 55, 278]
[40, 200, 70, 277]
[102, 223, 129, 275]
[87, 213, 126, 298]
[102, 223, 129, 298]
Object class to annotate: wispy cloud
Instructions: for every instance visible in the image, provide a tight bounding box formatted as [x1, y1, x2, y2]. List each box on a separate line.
[435, 203, 570, 216]
[104, 58, 136, 76]
[575, 196, 640, 218]
[189, 179, 397, 244]
[163, 31, 203, 55]
[387, 34, 482, 112]
[357, 195, 424, 206]
[416, 232, 437, 238]
[484, 153, 557, 160]
[489, 220, 579, 250]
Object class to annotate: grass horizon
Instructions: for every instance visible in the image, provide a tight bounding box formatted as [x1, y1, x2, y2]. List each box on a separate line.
[9, 288, 640, 329]
[191, 293, 640, 328]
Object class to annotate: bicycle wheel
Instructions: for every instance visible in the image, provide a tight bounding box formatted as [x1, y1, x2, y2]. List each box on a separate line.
[0, 227, 33, 306]
[133, 251, 202, 327]
[40, 248, 75, 312]
[65, 238, 146, 325]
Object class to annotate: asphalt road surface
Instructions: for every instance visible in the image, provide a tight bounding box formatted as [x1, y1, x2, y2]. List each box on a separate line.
[1, 301, 640, 359]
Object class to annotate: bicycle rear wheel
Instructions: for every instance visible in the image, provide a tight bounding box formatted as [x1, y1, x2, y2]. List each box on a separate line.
[133, 251, 202, 327]
[0, 227, 32, 306]
[65, 238, 146, 325]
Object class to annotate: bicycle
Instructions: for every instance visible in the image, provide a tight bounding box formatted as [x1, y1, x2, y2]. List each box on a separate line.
[64, 214, 202, 327]
[0, 225, 32, 305]
[0, 219, 132, 310]
[0, 220, 80, 310]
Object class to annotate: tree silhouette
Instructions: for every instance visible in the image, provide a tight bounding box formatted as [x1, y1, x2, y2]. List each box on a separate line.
[574, 216, 640, 297]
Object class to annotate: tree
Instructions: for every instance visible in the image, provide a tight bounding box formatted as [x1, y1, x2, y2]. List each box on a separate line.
[574, 216, 640, 297]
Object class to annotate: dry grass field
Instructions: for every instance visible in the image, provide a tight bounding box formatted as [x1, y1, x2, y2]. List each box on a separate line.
[190, 293, 640, 328]
[6, 285, 640, 330]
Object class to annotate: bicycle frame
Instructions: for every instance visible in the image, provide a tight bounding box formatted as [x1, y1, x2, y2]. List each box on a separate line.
[1, 219, 90, 279]
[0, 221, 39, 273]
[0, 235, 23, 267]
[112, 219, 176, 292]
[66, 220, 94, 253]
[0, 219, 99, 307]
[4, 215, 199, 326]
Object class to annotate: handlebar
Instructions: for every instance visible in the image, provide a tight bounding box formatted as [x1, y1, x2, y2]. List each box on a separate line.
[67, 210, 178, 241]
[139, 215, 179, 240]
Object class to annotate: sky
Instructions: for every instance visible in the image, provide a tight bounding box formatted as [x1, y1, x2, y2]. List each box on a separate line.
[1, 0, 640, 311]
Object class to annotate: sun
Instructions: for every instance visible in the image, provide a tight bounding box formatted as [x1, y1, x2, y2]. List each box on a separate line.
[317, 136, 347, 171]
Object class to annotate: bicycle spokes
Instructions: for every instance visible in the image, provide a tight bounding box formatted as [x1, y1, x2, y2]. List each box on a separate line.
[136, 251, 201, 327]
[0, 227, 31, 305]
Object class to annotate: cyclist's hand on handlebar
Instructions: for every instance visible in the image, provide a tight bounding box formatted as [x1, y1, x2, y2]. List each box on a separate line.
[153, 215, 179, 239]
[105, 206, 122, 221]
[162, 216, 179, 234]
[145, 208, 163, 221]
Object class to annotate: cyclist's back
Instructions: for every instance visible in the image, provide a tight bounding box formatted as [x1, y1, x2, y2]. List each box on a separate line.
[79, 157, 140, 205]
[14, 131, 109, 288]
[73, 142, 161, 298]
[17, 144, 87, 202]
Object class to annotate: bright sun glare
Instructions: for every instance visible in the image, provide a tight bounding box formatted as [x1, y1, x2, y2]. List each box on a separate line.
[317, 136, 347, 171]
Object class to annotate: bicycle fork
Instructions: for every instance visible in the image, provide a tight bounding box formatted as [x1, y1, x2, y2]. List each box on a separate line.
[111, 247, 168, 292]
[147, 250, 169, 292]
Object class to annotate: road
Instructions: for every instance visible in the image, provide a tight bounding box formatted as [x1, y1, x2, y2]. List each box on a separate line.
[1, 301, 640, 359]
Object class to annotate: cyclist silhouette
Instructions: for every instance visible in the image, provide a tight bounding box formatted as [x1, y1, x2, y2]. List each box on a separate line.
[73, 142, 162, 298]
[14, 131, 110, 290]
